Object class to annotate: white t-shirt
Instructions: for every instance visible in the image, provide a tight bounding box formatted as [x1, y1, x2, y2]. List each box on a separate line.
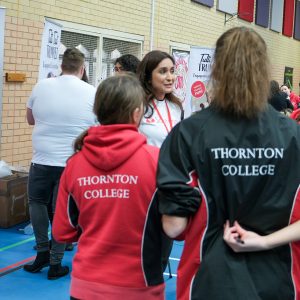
[27, 75, 97, 166]
[139, 99, 182, 148]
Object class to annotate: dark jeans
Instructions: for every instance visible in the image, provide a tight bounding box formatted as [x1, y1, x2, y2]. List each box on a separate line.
[28, 163, 66, 265]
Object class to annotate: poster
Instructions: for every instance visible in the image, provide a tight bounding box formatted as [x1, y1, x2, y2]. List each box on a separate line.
[38, 18, 62, 80]
[173, 51, 189, 105]
[185, 46, 214, 117]
[0, 7, 5, 114]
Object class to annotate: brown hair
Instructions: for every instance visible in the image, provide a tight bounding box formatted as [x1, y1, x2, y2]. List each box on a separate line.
[137, 50, 182, 117]
[74, 73, 145, 152]
[61, 48, 85, 73]
[269, 80, 280, 98]
[210, 27, 270, 119]
[95, 73, 145, 124]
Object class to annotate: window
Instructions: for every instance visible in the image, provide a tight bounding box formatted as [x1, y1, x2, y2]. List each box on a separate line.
[54, 19, 144, 87]
[60, 31, 98, 86]
[102, 38, 142, 80]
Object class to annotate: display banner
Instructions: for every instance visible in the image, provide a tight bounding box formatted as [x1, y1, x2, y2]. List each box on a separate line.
[270, 0, 284, 33]
[38, 18, 62, 80]
[282, 0, 295, 37]
[0, 7, 5, 130]
[217, 0, 238, 15]
[294, 0, 300, 40]
[238, 0, 254, 22]
[191, 0, 214, 7]
[173, 51, 189, 105]
[0, 8, 5, 81]
[185, 46, 214, 117]
[256, 0, 271, 28]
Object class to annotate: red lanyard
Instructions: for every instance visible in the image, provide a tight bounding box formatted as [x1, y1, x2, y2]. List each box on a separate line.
[152, 100, 173, 133]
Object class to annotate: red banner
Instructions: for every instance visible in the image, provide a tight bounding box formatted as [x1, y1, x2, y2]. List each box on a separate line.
[238, 0, 254, 22]
[283, 0, 295, 37]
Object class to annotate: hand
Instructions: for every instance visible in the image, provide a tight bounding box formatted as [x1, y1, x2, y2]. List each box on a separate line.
[223, 220, 269, 252]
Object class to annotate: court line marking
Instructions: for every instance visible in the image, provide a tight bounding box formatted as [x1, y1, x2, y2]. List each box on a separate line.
[0, 230, 50, 252]
[0, 236, 35, 252]
[163, 272, 177, 277]
[169, 257, 180, 261]
[0, 235, 180, 278]
[0, 257, 178, 278]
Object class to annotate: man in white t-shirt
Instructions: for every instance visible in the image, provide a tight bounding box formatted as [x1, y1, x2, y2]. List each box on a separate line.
[24, 48, 96, 280]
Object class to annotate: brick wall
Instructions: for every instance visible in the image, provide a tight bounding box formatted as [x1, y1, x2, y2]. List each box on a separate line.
[0, 0, 151, 169]
[0, 0, 299, 168]
[154, 1, 300, 89]
[1, 14, 43, 168]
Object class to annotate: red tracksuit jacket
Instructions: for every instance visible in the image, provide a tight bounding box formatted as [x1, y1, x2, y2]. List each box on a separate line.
[53, 124, 167, 300]
[290, 92, 300, 110]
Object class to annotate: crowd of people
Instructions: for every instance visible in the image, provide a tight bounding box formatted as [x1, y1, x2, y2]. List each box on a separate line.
[24, 26, 300, 300]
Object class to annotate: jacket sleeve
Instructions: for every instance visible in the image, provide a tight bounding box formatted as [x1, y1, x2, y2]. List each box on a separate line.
[157, 122, 202, 217]
[52, 167, 81, 243]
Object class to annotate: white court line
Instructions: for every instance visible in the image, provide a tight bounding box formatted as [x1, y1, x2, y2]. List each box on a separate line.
[163, 272, 177, 277]
[165, 257, 179, 277]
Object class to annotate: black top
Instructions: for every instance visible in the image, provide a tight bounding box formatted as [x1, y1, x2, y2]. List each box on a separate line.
[157, 104, 300, 300]
[269, 91, 293, 111]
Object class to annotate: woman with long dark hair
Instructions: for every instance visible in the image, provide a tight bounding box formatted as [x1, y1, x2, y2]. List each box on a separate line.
[137, 50, 183, 147]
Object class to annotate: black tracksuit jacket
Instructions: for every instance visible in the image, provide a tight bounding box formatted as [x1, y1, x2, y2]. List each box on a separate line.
[157, 105, 300, 300]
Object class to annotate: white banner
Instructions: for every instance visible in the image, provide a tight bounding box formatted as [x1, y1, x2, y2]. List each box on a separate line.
[173, 51, 189, 106]
[185, 46, 214, 117]
[38, 19, 62, 80]
[0, 7, 5, 126]
[217, 0, 238, 15]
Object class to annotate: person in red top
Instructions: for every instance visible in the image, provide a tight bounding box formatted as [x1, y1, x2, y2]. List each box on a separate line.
[290, 108, 300, 124]
[53, 73, 167, 300]
[281, 84, 300, 110]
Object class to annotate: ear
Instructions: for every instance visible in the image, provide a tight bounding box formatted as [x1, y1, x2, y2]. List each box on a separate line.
[79, 65, 85, 78]
[132, 106, 143, 126]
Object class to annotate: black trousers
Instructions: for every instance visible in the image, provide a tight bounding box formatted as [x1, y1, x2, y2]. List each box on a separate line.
[28, 163, 66, 264]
